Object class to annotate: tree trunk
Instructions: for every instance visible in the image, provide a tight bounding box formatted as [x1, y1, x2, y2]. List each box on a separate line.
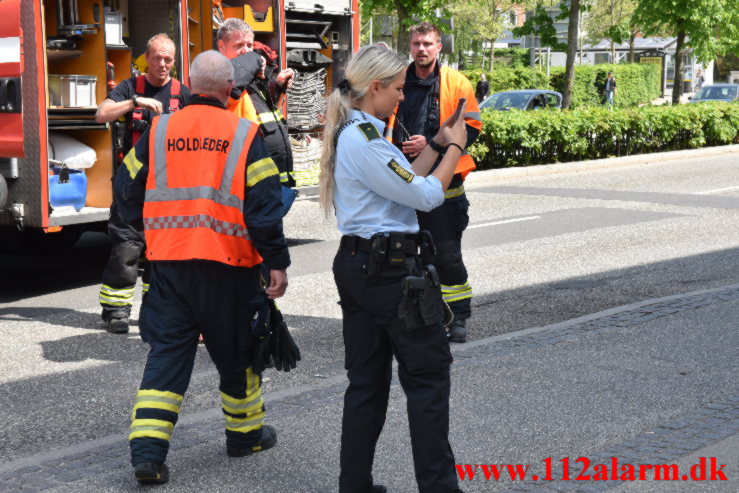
[672, 29, 686, 105]
[562, 0, 580, 109]
[396, 2, 411, 57]
[611, 40, 616, 64]
[629, 30, 636, 62]
[489, 42, 495, 71]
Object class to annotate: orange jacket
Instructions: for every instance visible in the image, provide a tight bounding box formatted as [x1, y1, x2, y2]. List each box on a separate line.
[387, 65, 482, 179]
[227, 92, 258, 122]
[143, 105, 263, 267]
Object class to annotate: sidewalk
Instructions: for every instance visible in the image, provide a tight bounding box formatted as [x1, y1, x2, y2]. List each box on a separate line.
[1, 285, 736, 492]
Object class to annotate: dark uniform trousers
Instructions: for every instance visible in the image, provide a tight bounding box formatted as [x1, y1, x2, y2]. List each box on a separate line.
[99, 205, 148, 321]
[333, 248, 460, 493]
[416, 194, 472, 322]
[129, 261, 265, 465]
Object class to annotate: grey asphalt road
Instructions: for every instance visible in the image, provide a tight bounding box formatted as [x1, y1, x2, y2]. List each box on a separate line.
[0, 147, 737, 492]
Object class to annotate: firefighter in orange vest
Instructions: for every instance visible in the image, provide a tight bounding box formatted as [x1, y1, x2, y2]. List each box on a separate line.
[95, 33, 190, 334]
[217, 19, 296, 190]
[386, 22, 482, 343]
[112, 50, 294, 484]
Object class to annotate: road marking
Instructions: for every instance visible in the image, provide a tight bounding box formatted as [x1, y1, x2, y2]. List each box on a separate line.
[467, 215, 541, 230]
[694, 185, 739, 195]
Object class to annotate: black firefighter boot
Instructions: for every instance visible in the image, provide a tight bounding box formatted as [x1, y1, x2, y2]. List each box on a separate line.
[134, 462, 169, 484]
[227, 424, 278, 457]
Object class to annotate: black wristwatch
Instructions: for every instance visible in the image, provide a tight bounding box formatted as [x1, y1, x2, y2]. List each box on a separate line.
[428, 138, 447, 154]
[132, 94, 139, 107]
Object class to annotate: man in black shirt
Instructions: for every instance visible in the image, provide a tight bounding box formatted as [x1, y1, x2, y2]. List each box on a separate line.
[95, 33, 190, 334]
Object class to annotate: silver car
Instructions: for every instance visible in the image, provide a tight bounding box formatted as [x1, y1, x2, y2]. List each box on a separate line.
[480, 90, 563, 111]
[689, 84, 739, 103]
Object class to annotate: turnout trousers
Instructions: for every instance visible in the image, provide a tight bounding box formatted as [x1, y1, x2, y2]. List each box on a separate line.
[416, 195, 472, 321]
[99, 207, 148, 321]
[129, 261, 265, 465]
[333, 248, 459, 493]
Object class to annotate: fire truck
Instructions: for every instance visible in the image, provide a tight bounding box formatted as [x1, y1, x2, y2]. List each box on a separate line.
[0, 0, 358, 249]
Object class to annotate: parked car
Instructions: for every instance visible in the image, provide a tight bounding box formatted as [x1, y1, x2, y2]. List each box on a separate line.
[480, 90, 563, 111]
[689, 84, 739, 103]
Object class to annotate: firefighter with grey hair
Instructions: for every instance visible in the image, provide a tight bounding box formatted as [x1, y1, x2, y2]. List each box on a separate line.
[114, 49, 297, 484]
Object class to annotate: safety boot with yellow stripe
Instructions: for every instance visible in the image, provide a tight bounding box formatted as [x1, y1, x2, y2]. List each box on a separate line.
[134, 462, 169, 484]
[227, 424, 277, 457]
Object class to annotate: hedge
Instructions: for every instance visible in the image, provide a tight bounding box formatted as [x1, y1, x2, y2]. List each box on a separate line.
[549, 63, 661, 108]
[462, 67, 550, 94]
[468, 102, 739, 169]
[463, 63, 661, 108]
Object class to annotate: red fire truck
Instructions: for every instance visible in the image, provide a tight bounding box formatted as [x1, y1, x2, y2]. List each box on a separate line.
[0, 0, 358, 249]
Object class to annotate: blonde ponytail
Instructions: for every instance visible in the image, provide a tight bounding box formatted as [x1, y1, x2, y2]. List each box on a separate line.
[319, 45, 407, 215]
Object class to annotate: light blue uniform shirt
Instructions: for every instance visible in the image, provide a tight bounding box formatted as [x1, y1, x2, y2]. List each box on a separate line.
[334, 110, 445, 239]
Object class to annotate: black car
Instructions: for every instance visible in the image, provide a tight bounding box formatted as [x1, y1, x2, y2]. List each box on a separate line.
[480, 90, 563, 111]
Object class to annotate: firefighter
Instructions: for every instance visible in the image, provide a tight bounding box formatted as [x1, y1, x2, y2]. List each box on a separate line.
[387, 22, 482, 343]
[95, 33, 191, 333]
[320, 45, 467, 493]
[217, 18, 296, 189]
[114, 50, 290, 483]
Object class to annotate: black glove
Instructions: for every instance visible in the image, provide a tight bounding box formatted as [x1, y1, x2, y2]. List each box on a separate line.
[230, 51, 262, 100]
[250, 295, 272, 374]
[267, 300, 301, 372]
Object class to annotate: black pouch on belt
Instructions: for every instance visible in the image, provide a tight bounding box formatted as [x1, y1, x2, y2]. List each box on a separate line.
[366, 233, 387, 278]
[397, 264, 445, 331]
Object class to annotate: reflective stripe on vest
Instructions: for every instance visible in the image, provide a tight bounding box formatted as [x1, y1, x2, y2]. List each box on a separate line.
[143, 108, 262, 267]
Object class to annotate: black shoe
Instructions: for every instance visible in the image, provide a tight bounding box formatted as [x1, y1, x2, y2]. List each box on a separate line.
[447, 320, 467, 343]
[107, 315, 129, 334]
[134, 462, 169, 484]
[227, 424, 277, 457]
[369, 486, 387, 493]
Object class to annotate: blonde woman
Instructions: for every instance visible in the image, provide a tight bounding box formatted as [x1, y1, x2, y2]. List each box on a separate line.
[320, 45, 467, 493]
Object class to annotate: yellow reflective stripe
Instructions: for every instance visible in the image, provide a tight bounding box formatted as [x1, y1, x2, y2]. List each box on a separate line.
[133, 389, 183, 414]
[129, 418, 174, 441]
[129, 430, 172, 441]
[100, 285, 135, 297]
[222, 399, 264, 416]
[279, 171, 291, 183]
[99, 297, 131, 306]
[444, 185, 465, 199]
[221, 393, 263, 414]
[142, 283, 150, 294]
[246, 158, 279, 187]
[123, 149, 144, 180]
[224, 413, 264, 433]
[443, 291, 473, 303]
[257, 112, 279, 124]
[441, 282, 471, 293]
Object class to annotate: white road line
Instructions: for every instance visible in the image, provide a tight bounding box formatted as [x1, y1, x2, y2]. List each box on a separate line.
[694, 185, 739, 195]
[466, 215, 541, 230]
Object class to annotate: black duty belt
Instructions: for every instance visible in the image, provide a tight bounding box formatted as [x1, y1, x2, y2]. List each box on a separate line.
[340, 233, 419, 256]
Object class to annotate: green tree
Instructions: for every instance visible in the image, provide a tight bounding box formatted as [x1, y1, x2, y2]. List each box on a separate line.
[451, 0, 519, 70]
[584, 0, 638, 62]
[633, 0, 738, 104]
[360, 0, 450, 54]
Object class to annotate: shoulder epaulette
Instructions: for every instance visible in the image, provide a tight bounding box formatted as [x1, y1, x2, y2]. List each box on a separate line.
[357, 122, 381, 141]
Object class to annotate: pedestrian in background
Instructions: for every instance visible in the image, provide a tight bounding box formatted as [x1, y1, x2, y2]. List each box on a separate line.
[95, 33, 190, 334]
[695, 68, 705, 92]
[320, 44, 468, 493]
[387, 21, 483, 343]
[476, 73, 489, 103]
[114, 50, 290, 484]
[605, 71, 617, 107]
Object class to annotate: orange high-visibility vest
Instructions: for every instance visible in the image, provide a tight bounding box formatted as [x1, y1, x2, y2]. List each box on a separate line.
[387, 65, 482, 179]
[143, 105, 263, 267]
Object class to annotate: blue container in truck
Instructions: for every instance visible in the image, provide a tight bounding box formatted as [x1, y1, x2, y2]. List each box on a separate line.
[48, 165, 87, 211]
